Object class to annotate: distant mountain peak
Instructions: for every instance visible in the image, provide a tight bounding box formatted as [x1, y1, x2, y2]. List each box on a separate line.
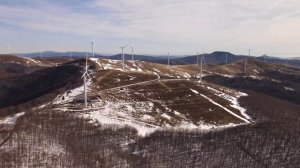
[212, 51, 234, 56]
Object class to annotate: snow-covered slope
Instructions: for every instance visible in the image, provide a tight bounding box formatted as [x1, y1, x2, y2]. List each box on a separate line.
[49, 58, 253, 136]
[90, 58, 207, 79]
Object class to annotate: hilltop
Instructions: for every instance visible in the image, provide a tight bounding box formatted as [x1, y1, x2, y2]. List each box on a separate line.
[1, 55, 298, 133]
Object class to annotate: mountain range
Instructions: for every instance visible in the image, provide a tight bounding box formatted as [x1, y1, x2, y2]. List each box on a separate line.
[17, 51, 300, 67]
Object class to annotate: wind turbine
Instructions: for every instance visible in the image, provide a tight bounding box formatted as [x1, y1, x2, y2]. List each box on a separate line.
[197, 52, 199, 65]
[91, 41, 95, 58]
[285, 59, 288, 69]
[6, 44, 10, 54]
[244, 49, 250, 73]
[167, 52, 170, 66]
[200, 51, 204, 81]
[82, 52, 91, 108]
[202, 49, 207, 64]
[121, 45, 128, 71]
[131, 45, 134, 60]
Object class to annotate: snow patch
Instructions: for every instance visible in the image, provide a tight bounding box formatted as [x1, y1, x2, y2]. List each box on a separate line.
[90, 58, 102, 68]
[161, 113, 172, 120]
[182, 72, 191, 79]
[153, 72, 160, 79]
[190, 89, 199, 94]
[142, 115, 154, 121]
[199, 94, 250, 123]
[22, 57, 42, 64]
[0, 112, 25, 125]
[153, 68, 161, 73]
[205, 86, 251, 121]
[284, 86, 295, 91]
[82, 101, 158, 136]
[53, 78, 92, 105]
[215, 73, 234, 78]
[249, 75, 263, 80]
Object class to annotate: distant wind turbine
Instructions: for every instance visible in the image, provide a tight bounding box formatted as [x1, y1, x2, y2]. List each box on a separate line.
[200, 51, 204, 81]
[244, 49, 250, 73]
[91, 41, 95, 58]
[167, 52, 170, 66]
[197, 52, 199, 65]
[202, 49, 207, 64]
[121, 45, 128, 71]
[6, 44, 10, 54]
[131, 45, 134, 60]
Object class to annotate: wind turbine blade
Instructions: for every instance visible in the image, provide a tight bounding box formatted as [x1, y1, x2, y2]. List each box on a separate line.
[81, 71, 87, 78]
[121, 44, 129, 48]
[202, 55, 207, 64]
[86, 72, 91, 79]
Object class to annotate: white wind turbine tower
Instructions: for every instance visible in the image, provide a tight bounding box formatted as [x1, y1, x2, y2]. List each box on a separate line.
[131, 45, 135, 60]
[196, 52, 200, 79]
[197, 52, 199, 65]
[121, 45, 128, 71]
[200, 51, 204, 81]
[91, 41, 95, 58]
[244, 49, 250, 73]
[6, 44, 10, 54]
[82, 52, 91, 108]
[167, 52, 170, 66]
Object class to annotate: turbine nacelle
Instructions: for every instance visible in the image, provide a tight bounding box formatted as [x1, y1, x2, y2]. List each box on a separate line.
[120, 45, 129, 49]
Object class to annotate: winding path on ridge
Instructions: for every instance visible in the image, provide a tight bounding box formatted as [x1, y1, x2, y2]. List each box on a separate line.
[47, 65, 250, 125]
[93, 72, 250, 124]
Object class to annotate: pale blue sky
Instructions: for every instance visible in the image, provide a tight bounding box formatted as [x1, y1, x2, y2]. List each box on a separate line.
[0, 0, 299, 57]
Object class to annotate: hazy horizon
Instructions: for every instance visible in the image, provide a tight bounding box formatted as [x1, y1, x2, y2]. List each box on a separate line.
[6, 50, 298, 59]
